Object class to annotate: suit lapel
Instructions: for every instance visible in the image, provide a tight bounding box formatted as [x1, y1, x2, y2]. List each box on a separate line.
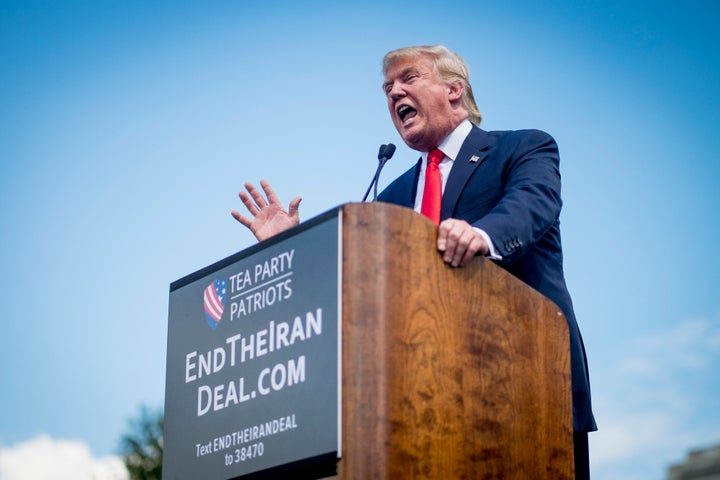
[392, 159, 422, 208]
[441, 127, 493, 219]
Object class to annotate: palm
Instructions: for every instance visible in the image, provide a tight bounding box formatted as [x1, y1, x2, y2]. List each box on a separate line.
[232, 180, 301, 242]
[251, 204, 297, 241]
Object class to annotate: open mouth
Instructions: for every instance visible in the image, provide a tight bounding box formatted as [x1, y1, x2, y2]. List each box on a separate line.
[397, 104, 417, 123]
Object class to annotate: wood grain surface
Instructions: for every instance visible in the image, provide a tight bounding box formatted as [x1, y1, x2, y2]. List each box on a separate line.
[331, 202, 573, 479]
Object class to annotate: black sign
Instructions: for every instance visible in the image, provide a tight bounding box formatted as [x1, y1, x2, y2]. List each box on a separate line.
[163, 212, 340, 479]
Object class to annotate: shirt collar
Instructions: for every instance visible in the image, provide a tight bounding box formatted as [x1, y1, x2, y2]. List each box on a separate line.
[430, 118, 472, 161]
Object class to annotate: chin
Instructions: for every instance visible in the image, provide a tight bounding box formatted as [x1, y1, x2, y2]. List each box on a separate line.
[404, 138, 432, 152]
[399, 131, 426, 151]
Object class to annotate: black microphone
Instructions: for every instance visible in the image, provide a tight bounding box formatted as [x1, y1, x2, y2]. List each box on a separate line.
[362, 143, 396, 202]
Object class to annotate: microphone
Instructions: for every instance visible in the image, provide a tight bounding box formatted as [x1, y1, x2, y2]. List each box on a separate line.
[362, 143, 396, 202]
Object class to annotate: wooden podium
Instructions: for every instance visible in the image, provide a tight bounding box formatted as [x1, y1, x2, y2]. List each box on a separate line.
[331, 202, 573, 479]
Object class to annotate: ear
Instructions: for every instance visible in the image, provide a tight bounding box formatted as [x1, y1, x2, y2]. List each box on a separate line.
[447, 80, 464, 102]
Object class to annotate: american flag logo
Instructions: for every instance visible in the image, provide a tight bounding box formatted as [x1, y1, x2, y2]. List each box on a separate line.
[203, 279, 227, 330]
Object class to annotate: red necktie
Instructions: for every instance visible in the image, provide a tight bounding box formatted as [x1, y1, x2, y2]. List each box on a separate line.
[420, 148, 444, 224]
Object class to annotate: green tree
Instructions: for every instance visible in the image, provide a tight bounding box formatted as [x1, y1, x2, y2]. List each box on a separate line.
[119, 406, 163, 480]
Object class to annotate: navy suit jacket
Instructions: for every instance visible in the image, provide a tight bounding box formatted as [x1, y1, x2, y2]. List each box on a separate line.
[378, 125, 597, 432]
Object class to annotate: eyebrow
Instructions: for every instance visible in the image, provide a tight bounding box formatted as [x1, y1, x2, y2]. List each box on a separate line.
[383, 66, 419, 91]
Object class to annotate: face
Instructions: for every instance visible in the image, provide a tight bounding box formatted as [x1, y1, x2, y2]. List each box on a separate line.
[383, 55, 464, 152]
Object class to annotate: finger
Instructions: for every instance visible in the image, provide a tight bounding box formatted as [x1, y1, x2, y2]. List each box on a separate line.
[238, 191, 260, 216]
[459, 236, 482, 266]
[437, 220, 452, 252]
[260, 179, 282, 206]
[231, 210, 253, 228]
[457, 229, 490, 266]
[447, 234, 468, 267]
[287, 196, 302, 219]
[443, 221, 474, 267]
[441, 225, 464, 266]
[245, 181, 268, 208]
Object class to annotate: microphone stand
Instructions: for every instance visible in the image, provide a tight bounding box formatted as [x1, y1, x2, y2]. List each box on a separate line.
[362, 144, 396, 202]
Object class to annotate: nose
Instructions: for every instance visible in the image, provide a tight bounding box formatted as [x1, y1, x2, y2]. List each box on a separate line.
[387, 81, 406, 101]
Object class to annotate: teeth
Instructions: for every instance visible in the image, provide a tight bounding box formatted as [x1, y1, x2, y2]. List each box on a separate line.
[397, 105, 412, 120]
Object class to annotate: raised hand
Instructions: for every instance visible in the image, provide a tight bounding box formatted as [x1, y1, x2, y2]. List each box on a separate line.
[231, 179, 301, 241]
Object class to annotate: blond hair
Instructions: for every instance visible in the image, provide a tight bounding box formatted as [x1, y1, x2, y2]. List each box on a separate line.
[383, 45, 482, 125]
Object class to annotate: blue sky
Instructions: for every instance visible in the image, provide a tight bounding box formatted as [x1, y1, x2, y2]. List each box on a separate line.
[1, 1, 719, 478]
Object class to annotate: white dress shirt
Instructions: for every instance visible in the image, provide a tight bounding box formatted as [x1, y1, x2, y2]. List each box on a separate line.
[413, 119, 501, 259]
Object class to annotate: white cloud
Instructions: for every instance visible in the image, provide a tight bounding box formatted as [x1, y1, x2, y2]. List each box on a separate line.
[590, 410, 673, 464]
[625, 317, 720, 372]
[589, 313, 720, 479]
[0, 435, 128, 480]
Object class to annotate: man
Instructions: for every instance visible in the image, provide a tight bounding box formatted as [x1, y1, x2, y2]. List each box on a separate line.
[232, 45, 596, 478]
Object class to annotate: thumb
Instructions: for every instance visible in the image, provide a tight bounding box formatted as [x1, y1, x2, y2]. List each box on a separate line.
[288, 197, 302, 217]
